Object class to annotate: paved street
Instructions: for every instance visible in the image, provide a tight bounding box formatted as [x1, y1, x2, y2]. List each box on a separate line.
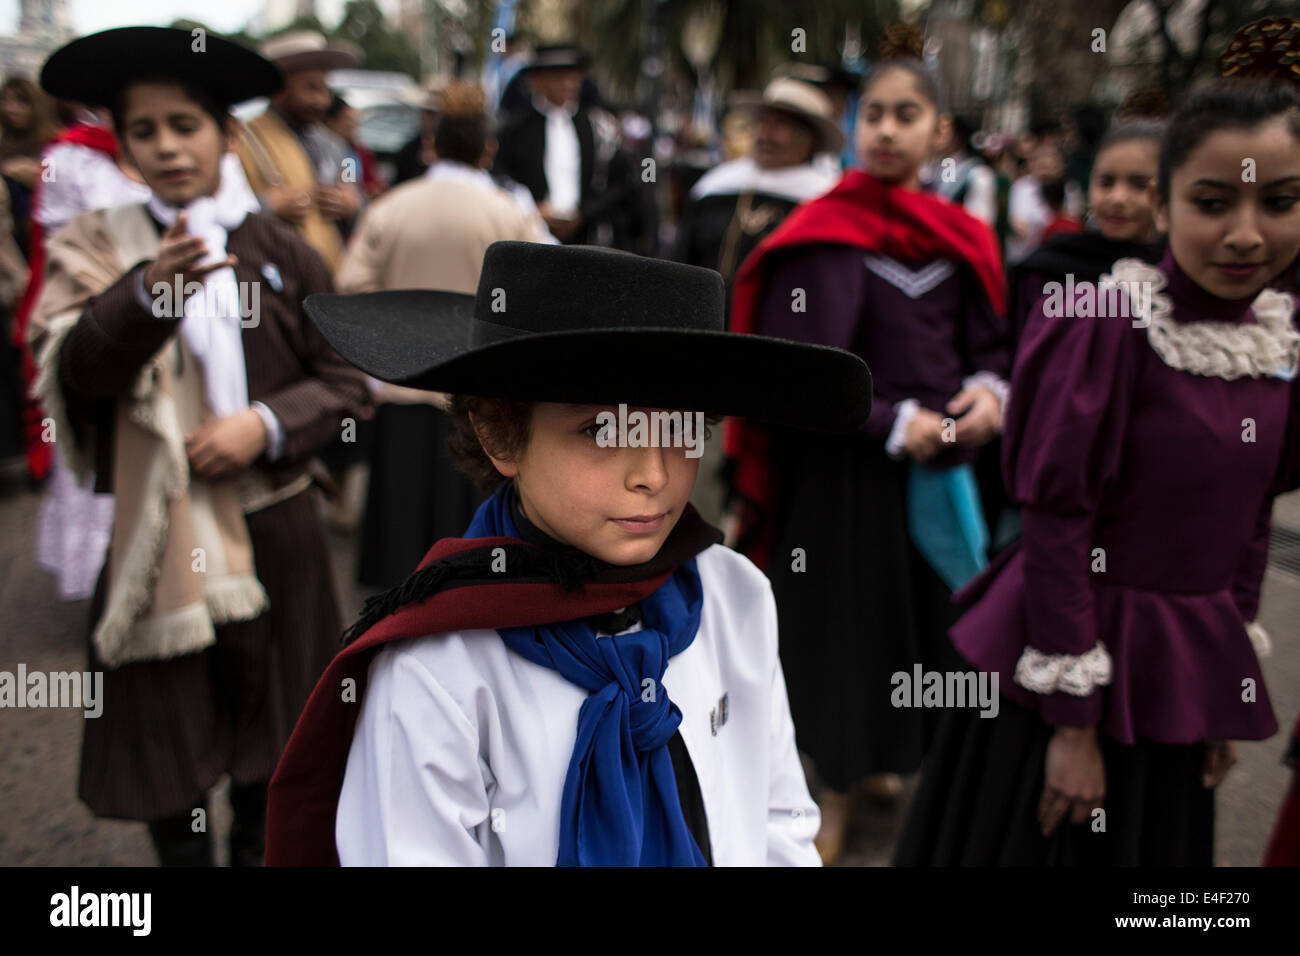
[2, 458, 1298, 866]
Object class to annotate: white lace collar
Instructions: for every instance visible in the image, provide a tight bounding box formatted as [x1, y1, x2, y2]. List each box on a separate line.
[1103, 257, 1300, 380]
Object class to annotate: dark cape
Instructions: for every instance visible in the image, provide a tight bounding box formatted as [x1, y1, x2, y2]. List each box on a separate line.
[265, 495, 722, 866]
[1009, 229, 1165, 349]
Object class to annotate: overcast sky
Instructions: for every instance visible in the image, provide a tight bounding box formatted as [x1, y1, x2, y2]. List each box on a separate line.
[0, 0, 351, 36]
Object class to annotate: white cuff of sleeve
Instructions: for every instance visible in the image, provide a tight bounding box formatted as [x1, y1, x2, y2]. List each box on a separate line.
[1012, 643, 1113, 696]
[962, 371, 1010, 433]
[250, 401, 286, 461]
[136, 266, 166, 316]
[885, 398, 920, 460]
[1246, 620, 1273, 658]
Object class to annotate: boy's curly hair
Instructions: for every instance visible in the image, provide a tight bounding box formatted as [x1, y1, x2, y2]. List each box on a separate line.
[445, 394, 535, 492]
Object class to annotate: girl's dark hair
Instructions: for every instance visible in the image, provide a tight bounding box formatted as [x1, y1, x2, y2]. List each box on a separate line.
[1158, 78, 1300, 200]
[1040, 177, 1067, 212]
[434, 113, 491, 165]
[434, 81, 491, 166]
[109, 77, 229, 138]
[948, 112, 978, 151]
[446, 395, 534, 492]
[1096, 118, 1165, 156]
[864, 23, 941, 110]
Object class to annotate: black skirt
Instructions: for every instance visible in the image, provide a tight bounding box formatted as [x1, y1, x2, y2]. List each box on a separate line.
[764, 429, 964, 790]
[357, 402, 486, 588]
[79, 488, 342, 821]
[894, 691, 1215, 866]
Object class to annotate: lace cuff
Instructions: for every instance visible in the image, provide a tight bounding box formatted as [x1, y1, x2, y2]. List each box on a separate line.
[1013, 643, 1113, 696]
[885, 398, 920, 460]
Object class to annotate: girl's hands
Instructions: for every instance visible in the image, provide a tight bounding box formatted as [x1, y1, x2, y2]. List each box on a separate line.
[946, 385, 1001, 447]
[1202, 740, 1237, 788]
[1039, 726, 1105, 837]
[142, 211, 237, 297]
[902, 407, 947, 461]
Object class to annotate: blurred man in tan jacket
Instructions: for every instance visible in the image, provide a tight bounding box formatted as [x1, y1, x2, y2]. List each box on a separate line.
[237, 31, 362, 272]
[337, 82, 543, 586]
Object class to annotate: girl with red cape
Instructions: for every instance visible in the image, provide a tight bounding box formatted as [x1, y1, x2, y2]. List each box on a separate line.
[723, 26, 1009, 862]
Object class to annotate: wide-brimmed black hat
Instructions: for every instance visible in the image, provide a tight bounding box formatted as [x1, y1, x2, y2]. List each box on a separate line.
[305, 242, 871, 433]
[41, 26, 282, 109]
[518, 44, 592, 74]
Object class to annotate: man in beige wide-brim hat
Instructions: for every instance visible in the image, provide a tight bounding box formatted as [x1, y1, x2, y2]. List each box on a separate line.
[728, 76, 846, 158]
[236, 31, 363, 271]
[673, 77, 842, 285]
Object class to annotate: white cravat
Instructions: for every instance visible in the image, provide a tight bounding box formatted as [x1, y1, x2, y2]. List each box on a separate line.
[146, 160, 257, 419]
[536, 94, 581, 215]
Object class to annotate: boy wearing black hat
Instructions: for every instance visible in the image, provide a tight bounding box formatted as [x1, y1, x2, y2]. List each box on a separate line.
[29, 27, 371, 866]
[265, 240, 873, 866]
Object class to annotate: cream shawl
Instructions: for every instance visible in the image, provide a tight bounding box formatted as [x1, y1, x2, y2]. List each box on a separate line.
[28, 202, 271, 668]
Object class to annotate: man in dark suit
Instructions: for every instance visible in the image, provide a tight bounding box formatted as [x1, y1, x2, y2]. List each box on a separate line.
[493, 44, 644, 249]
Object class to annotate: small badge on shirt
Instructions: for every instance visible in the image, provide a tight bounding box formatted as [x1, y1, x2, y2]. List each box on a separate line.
[710, 693, 729, 736]
[261, 263, 283, 293]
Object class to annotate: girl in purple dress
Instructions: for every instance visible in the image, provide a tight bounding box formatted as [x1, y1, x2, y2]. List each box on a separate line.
[896, 78, 1300, 865]
[1009, 120, 1167, 345]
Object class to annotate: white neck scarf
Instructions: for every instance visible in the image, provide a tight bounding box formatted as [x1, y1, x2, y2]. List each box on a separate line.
[535, 94, 581, 214]
[146, 154, 259, 419]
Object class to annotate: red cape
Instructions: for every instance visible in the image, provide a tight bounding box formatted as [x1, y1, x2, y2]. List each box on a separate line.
[722, 169, 1005, 569]
[12, 124, 122, 481]
[266, 511, 720, 866]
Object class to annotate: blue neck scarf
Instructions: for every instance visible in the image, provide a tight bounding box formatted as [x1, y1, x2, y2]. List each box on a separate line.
[464, 483, 708, 867]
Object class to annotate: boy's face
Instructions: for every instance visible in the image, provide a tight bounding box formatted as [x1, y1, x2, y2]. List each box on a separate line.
[486, 402, 701, 566]
[120, 81, 228, 206]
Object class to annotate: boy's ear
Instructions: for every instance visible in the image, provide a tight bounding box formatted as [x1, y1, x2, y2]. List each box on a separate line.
[468, 410, 519, 478]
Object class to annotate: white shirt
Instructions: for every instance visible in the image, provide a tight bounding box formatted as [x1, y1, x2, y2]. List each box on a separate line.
[335, 543, 822, 866]
[533, 93, 582, 215]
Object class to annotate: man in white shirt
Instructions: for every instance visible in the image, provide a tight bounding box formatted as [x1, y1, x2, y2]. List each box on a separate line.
[493, 44, 644, 248]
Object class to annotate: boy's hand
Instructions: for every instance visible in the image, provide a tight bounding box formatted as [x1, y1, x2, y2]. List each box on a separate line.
[143, 211, 237, 296]
[186, 409, 268, 479]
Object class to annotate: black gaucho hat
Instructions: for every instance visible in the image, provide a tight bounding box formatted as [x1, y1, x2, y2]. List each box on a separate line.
[518, 44, 592, 74]
[40, 26, 282, 110]
[305, 241, 872, 433]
